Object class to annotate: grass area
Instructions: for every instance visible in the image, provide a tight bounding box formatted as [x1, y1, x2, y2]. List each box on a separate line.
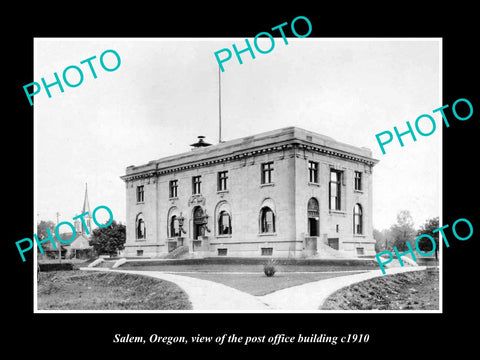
[177, 271, 367, 296]
[37, 270, 192, 310]
[119, 262, 378, 273]
[116, 258, 379, 297]
[321, 269, 439, 310]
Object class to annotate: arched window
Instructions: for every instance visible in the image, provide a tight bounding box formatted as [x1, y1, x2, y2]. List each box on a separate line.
[170, 215, 180, 237]
[260, 207, 275, 233]
[136, 213, 146, 240]
[215, 201, 232, 236]
[218, 210, 232, 235]
[167, 206, 182, 238]
[307, 198, 319, 236]
[353, 204, 363, 234]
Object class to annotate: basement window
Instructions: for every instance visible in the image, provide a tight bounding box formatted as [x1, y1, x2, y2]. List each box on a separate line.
[261, 247, 273, 256]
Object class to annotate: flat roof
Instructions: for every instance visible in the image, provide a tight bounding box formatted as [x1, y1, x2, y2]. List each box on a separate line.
[123, 127, 378, 178]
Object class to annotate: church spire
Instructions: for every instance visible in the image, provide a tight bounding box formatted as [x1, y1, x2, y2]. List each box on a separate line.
[75, 182, 92, 234]
[82, 182, 91, 215]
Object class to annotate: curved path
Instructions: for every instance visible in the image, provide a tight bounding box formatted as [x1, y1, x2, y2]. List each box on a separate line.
[81, 268, 270, 311]
[81, 266, 427, 311]
[258, 266, 427, 310]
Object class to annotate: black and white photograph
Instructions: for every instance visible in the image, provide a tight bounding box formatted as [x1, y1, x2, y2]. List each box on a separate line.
[7, 6, 478, 356]
[32, 37, 442, 313]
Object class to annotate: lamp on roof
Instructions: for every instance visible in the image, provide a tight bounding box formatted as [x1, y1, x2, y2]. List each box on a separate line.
[190, 136, 212, 149]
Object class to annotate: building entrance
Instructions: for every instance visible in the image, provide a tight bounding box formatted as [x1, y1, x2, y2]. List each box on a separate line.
[193, 206, 205, 240]
[307, 198, 319, 236]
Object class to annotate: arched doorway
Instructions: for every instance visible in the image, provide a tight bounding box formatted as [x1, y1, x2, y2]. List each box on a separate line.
[136, 213, 146, 240]
[193, 206, 205, 240]
[307, 198, 319, 236]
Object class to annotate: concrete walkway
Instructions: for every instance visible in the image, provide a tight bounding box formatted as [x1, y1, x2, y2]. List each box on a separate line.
[258, 266, 427, 310]
[81, 266, 427, 311]
[81, 267, 270, 311]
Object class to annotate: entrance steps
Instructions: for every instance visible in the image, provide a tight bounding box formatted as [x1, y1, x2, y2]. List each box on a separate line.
[93, 259, 116, 268]
[164, 245, 190, 259]
[311, 241, 357, 259]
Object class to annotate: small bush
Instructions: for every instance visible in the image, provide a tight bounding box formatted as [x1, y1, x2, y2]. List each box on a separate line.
[263, 259, 277, 277]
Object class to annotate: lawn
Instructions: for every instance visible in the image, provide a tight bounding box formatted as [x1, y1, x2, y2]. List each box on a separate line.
[116, 259, 378, 296]
[119, 262, 378, 273]
[37, 270, 192, 310]
[176, 271, 367, 296]
[321, 269, 439, 310]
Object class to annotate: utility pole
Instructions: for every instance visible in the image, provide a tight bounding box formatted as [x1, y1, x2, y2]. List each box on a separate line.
[56, 212, 61, 262]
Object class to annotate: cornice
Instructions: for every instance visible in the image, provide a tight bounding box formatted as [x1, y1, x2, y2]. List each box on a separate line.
[295, 142, 379, 167]
[120, 141, 378, 183]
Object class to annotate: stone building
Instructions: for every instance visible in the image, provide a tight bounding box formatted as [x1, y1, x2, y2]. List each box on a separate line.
[120, 127, 379, 258]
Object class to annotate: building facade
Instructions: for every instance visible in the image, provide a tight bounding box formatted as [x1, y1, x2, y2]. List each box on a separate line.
[120, 127, 379, 258]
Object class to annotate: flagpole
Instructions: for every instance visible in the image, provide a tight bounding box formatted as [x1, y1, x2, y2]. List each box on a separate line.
[218, 66, 222, 143]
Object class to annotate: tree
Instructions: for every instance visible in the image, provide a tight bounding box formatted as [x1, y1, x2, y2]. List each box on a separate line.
[416, 217, 439, 260]
[373, 229, 384, 252]
[373, 228, 393, 252]
[37, 220, 60, 260]
[389, 210, 416, 252]
[89, 220, 126, 257]
[37, 220, 56, 240]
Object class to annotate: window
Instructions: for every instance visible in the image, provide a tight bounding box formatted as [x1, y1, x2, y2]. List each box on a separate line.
[356, 247, 365, 256]
[328, 238, 339, 250]
[218, 248, 228, 256]
[170, 215, 180, 237]
[136, 250, 144, 256]
[218, 171, 228, 191]
[355, 171, 362, 191]
[329, 170, 342, 210]
[216, 201, 232, 237]
[136, 185, 144, 203]
[308, 161, 319, 183]
[169, 180, 178, 198]
[218, 210, 232, 235]
[307, 198, 319, 236]
[136, 213, 146, 240]
[261, 162, 274, 184]
[261, 247, 273, 256]
[353, 204, 363, 234]
[260, 207, 275, 233]
[192, 176, 201, 194]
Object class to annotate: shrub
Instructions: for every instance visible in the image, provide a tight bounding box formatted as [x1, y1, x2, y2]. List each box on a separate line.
[263, 259, 277, 277]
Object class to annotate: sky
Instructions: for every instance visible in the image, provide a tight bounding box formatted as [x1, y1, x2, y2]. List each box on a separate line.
[34, 38, 441, 231]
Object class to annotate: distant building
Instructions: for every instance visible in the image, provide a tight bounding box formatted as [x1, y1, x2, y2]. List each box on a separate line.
[120, 127, 379, 258]
[39, 184, 94, 260]
[73, 183, 93, 235]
